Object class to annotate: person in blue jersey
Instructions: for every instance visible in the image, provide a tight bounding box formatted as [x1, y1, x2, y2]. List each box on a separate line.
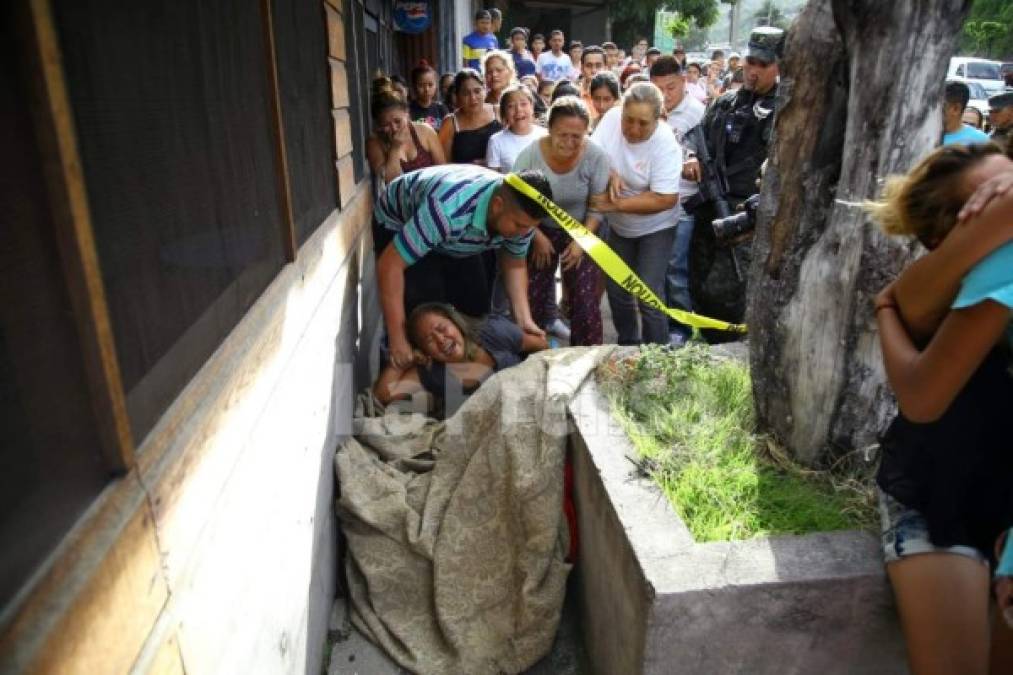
[867, 143, 1013, 675]
[373, 165, 553, 370]
[942, 81, 991, 147]
[462, 9, 499, 71]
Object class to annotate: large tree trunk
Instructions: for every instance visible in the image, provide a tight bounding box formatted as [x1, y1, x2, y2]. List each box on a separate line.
[748, 0, 971, 466]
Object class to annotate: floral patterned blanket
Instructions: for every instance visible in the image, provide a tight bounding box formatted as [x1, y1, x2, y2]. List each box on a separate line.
[335, 346, 612, 674]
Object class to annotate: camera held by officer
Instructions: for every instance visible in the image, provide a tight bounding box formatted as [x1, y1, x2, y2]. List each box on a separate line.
[712, 193, 760, 241]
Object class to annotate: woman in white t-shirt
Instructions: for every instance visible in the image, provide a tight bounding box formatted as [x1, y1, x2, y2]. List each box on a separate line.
[485, 84, 547, 173]
[590, 82, 682, 345]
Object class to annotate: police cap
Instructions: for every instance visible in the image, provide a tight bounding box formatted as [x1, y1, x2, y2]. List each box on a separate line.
[746, 27, 784, 64]
[989, 91, 1013, 111]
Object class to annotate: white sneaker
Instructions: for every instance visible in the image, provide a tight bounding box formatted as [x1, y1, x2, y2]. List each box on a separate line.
[546, 318, 571, 340]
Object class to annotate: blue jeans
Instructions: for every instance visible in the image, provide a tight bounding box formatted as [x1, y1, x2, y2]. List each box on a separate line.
[605, 227, 676, 345]
[664, 212, 695, 337]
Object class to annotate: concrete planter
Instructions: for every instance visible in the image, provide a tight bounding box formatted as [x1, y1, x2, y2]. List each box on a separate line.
[567, 377, 908, 675]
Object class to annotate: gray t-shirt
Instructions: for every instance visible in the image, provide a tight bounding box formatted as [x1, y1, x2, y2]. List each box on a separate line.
[512, 137, 611, 229]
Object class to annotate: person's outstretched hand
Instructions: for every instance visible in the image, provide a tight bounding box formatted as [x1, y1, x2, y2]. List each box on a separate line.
[389, 334, 415, 370]
[518, 316, 546, 338]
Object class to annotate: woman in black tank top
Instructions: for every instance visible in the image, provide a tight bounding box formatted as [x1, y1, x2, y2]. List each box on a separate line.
[438, 69, 502, 165]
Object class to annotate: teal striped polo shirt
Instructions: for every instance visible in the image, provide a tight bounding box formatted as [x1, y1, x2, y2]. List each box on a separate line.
[374, 165, 533, 266]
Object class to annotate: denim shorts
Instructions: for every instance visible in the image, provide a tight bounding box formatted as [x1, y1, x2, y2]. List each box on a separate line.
[878, 489, 989, 566]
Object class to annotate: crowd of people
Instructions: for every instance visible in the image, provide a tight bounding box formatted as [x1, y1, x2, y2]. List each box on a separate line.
[364, 16, 1013, 672]
[367, 15, 787, 379]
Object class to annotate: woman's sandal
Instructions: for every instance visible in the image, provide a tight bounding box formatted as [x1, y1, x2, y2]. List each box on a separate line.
[996, 527, 1013, 628]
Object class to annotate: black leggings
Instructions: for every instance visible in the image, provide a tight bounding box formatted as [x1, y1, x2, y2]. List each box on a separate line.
[374, 220, 494, 317]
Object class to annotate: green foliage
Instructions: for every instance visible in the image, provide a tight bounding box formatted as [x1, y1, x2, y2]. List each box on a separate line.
[599, 345, 876, 542]
[608, 0, 729, 50]
[959, 0, 1013, 59]
[752, 0, 790, 30]
[665, 14, 692, 39]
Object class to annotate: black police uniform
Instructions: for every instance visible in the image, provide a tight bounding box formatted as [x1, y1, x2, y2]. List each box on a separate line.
[689, 83, 777, 341]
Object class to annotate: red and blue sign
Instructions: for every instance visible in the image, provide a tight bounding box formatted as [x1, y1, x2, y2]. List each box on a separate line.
[393, 0, 431, 34]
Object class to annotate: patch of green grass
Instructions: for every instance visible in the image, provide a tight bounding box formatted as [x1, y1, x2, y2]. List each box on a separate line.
[598, 344, 876, 542]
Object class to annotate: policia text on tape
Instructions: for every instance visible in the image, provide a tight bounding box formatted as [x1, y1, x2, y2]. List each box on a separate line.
[505, 173, 748, 335]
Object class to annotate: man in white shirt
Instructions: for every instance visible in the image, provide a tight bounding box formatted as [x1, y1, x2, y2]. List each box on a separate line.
[650, 55, 705, 345]
[536, 30, 573, 82]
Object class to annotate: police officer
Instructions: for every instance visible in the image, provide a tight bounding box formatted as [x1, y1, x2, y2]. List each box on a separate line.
[988, 92, 1013, 152]
[688, 27, 783, 341]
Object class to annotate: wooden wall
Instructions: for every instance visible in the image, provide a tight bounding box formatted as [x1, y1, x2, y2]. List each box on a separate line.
[0, 0, 382, 673]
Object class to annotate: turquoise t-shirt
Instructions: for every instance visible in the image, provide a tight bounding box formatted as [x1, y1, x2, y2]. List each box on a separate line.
[942, 124, 991, 146]
[953, 240, 1013, 353]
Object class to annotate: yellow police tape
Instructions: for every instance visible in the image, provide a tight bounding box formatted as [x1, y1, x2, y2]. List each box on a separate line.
[505, 172, 748, 334]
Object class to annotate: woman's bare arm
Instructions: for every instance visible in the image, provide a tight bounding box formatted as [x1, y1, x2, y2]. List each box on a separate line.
[893, 190, 1013, 342]
[437, 114, 455, 161]
[521, 332, 549, 352]
[372, 364, 423, 404]
[876, 294, 1009, 423]
[418, 123, 446, 164]
[366, 135, 403, 182]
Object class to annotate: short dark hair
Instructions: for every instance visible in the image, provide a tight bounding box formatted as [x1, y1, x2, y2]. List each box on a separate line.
[504, 170, 552, 219]
[548, 95, 591, 129]
[551, 81, 581, 102]
[646, 47, 661, 56]
[649, 55, 683, 78]
[452, 68, 484, 95]
[568, 41, 583, 51]
[550, 29, 564, 39]
[581, 45, 605, 66]
[474, 9, 490, 21]
[589, 71, 620, 99]
[410, 62, 436, 88]
[510, 27, 527, 39]
[673, 47, 686, 55]
[602, 41, 617, 50]
[711, 49, 725, 59]
[532, 33, 545, 42]
[944, 81, 970, 111]
[489, 8, 501, 19]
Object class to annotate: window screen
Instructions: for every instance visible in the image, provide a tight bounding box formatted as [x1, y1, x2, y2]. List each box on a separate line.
[0, 26, 109, 608]
[272, 0, 338, 245]
[53, 0, 286, 440]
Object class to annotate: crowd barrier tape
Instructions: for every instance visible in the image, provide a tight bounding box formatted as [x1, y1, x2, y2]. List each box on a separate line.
[505, 173, 748, 335]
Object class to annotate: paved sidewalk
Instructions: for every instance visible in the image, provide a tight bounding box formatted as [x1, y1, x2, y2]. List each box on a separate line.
[326, 576, 587, 675]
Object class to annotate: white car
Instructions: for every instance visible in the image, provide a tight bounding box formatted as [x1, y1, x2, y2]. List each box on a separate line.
[947, 57, 1005, 96]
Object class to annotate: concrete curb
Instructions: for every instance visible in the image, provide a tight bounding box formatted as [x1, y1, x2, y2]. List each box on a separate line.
[568, 377, 908, 675]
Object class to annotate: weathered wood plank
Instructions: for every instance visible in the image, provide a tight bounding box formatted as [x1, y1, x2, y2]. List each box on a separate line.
[0, 475, 168, 675]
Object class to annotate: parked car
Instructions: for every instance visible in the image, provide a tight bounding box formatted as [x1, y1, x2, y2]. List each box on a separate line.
[947, 57, 1005, 95]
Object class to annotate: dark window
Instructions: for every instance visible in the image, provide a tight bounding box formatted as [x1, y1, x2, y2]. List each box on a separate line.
[0, 20, 109, 608]
[272, 0, 338, 245]
[345, 0, 369, 183]
[53, 0, 286, 440]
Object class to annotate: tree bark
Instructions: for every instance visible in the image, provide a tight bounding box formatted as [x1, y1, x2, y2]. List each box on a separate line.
[747, 0, 971, 465]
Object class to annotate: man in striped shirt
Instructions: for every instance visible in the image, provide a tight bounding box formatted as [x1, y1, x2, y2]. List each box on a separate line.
[374, 165, 553, 369]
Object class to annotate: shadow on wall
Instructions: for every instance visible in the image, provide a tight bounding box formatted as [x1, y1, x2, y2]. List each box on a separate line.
[306, 228, 382, 674]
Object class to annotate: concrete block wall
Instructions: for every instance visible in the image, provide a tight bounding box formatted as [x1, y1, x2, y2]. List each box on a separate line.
[568, 378, 908, 675]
